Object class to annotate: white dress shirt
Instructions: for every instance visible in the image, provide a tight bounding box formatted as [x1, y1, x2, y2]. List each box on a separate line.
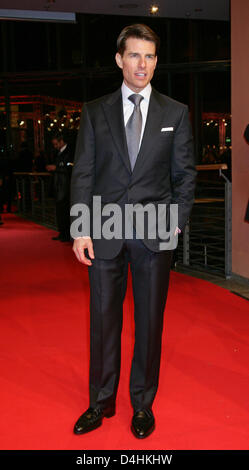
[121, 81, 152, 150]
[59, 144, 67, 154]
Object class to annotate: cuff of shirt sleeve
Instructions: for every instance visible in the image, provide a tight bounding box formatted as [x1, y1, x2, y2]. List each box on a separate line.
[75, 236, 91, 240]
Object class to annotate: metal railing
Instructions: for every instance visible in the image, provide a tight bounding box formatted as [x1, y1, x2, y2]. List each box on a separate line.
[177, 165, 232, 278]
[14, 172, 56, 228]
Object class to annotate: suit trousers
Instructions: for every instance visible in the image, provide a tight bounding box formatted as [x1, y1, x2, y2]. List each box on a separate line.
[88, 236, 173, 412]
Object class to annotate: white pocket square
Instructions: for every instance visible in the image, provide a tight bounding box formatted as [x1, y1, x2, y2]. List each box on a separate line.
[161, 127, 174, 132]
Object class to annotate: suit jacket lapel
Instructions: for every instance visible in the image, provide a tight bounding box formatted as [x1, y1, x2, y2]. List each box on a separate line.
[102, 87, 169, 176]
[102, 88, 132, 174]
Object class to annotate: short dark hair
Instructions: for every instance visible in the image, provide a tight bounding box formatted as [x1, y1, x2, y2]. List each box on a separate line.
[117, 24, 160, 57]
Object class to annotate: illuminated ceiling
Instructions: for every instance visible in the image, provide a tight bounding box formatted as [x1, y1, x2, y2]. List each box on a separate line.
[0, 0, 230, 21]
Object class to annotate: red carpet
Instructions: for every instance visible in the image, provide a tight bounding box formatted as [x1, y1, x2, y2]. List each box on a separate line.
[0, 213, 249, 450]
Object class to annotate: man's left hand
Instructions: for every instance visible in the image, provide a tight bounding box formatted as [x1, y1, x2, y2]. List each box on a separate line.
[46, 164, 56, 172]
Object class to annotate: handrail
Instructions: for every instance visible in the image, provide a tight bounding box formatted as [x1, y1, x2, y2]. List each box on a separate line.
[196, 164, 228, 171]
[14, 164, 228, 177]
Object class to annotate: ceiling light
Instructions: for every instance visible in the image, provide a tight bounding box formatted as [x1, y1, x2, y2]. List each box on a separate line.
[150, 5, 159, 15]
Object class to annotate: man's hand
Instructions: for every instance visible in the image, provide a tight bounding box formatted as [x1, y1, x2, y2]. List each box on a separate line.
[46, 164, 56, 171]
[72, 237, 95, 266]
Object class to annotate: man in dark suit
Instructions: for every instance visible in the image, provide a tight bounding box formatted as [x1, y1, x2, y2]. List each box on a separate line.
[47, 132, 73, 242]
[70, 24, 196, 438]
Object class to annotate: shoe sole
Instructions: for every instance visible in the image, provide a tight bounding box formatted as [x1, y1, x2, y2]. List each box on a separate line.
[131, 422, 155, 439]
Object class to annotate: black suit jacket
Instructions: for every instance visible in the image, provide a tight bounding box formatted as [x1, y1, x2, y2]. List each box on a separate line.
[71, 87, 196, 258]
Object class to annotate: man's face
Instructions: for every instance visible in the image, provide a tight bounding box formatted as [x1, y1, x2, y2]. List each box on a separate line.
[52, 138, 64, 151]
[115, 37, 157, 93]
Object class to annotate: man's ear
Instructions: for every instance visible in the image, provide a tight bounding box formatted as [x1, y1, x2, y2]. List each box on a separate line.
[154, 55, 158, 69]
[115, 52, 123, 69]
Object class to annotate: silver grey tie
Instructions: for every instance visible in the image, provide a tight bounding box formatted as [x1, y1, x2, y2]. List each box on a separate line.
[125, 94, 144, 171]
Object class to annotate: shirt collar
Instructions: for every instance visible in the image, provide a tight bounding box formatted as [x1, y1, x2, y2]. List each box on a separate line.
[121, 81, 152, 104]
[59, 144, 67, 154]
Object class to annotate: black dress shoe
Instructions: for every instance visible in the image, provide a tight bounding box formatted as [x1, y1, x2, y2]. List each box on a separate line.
[131, 409, 155, 439]
[73, 406, 115, 435]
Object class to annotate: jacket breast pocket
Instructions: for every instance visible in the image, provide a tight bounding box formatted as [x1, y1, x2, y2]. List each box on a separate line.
[159, 131, 174, 138]
[157, 132, 174, 150]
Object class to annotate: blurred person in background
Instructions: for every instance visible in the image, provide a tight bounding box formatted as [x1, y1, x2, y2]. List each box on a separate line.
[46, 132, 73, 242]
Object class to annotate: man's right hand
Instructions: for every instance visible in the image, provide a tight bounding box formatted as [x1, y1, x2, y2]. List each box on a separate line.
[72, 237, 95, 266]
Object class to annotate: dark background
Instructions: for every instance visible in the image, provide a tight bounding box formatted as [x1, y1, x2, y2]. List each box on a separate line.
[0, 13, 231, 162]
